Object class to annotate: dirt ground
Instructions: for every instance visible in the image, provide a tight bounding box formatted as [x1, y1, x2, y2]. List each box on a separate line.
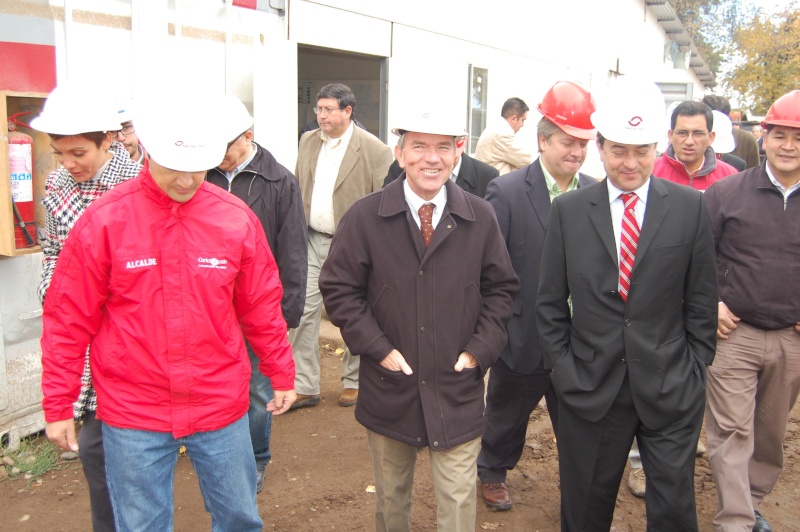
[3, 319, 800, 531]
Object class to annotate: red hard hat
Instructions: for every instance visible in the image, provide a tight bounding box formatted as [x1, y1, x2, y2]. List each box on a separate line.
[762, 90, 800, 129]
[537, 81, 597, 140]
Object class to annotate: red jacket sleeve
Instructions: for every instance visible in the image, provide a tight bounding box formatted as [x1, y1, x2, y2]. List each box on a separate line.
[40, 213, 111, 422]
[234, 211, 296, 391]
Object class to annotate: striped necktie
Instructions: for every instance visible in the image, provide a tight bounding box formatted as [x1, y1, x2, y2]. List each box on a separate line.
[618, 193, 640, 302]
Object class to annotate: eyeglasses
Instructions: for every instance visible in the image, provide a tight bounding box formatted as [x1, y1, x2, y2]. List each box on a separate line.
[673, 129, 709, 139]
[227, 132, 244, 150]
[313, 106, 341, 116]
[110, 125, 136, 137]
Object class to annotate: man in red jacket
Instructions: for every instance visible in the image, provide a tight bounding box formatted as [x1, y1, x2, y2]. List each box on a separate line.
[653, 101, 737, 191]
[41, 94, 296, 531]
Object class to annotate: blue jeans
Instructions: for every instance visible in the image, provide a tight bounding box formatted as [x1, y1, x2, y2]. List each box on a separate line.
[248, 340, 274, 471]
[102, 414, 262, 532]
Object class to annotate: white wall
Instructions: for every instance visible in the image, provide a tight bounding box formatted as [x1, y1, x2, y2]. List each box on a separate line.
[5, 0, 709, 174]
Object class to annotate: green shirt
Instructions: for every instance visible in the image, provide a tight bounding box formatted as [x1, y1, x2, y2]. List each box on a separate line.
[541, 159, 580, 314]
[541, 159, 580, 202]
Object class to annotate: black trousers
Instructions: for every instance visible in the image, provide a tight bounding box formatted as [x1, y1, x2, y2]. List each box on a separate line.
[78, 411, 116, 532]
[557, 373, 703, 532]
[477, 357, 558, 484]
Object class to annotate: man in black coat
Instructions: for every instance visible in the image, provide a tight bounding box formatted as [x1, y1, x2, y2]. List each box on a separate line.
[537, 78, 718, 531]
[206, 95, 308, 494]
[477, 81, 599, 511]
[383, 136, 499, 197]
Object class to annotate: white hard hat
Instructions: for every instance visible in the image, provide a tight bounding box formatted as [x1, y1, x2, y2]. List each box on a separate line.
[135, 93, 227, 172]
[117, 100, 134, 124]
[711, 110, 735, 154]
[591, 77, 666, 145]
[392, 111, 465, 138]
[31, 84, 122, 135]
[220, 94, 254, 142]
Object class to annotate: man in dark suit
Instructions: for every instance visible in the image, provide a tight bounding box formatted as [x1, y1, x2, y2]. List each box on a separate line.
[476, 81, 599, 511]
[536, 77, 718, 531]
[383, 136, 499, 197]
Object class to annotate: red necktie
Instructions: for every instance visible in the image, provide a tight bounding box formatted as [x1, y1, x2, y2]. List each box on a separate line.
[618, 193, 640, 302]
[419, 203, 435, 247]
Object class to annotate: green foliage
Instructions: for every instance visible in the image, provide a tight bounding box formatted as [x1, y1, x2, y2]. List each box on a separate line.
[3, 438, 62, 479]
[670, 0, 755, 78]
[723, 2, 800, 113]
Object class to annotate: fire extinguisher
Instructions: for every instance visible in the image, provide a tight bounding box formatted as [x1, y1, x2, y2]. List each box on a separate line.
[8, 112, 37, 248]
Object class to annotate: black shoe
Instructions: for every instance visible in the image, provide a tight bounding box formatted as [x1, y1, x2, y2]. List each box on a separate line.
[753, 510, 772, 532]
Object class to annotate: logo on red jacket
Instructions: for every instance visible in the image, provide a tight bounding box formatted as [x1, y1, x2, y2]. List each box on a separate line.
[198, 257, 228, 269]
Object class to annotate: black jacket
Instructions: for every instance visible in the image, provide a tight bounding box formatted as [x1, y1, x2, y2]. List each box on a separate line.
[207, 142, 308, 328]
[383, 152, 500, 198]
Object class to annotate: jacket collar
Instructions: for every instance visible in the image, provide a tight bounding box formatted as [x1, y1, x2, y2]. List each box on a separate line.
[664, 145, 718, 177]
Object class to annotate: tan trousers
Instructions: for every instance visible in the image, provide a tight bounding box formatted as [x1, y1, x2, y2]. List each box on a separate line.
[705, 321, 800, 531]
[288, 229, 359, 395]
[367, 430, 480, 532]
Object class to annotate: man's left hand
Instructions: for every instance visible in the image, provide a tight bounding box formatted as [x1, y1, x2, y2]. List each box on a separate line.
[454, 351, 478, 372]
[267, 390, 297, 415]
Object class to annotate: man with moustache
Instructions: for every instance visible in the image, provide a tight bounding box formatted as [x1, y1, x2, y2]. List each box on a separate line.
[319, 112, 518, 531]
[293, 83, 393, 409]
[536, 77, 718, 531]
[704, 90, 800, 532]
[114, 102, 147, 164]
[477, 81, 598, 511]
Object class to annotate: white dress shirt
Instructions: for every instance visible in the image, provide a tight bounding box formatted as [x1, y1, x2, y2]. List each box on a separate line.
[607, 178, 650, 262]
[403, 179, 447, 230]
[309, 121, 355, 234]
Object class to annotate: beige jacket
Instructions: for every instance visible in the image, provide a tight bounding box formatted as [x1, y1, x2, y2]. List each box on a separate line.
[474, 119, 533, 175]
[296, 125, 393, 231]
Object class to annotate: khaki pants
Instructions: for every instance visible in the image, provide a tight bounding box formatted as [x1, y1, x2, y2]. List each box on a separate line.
[367, 430, 480, 532]
[705, 321, 800, 531]
[288, 229, 359, 395]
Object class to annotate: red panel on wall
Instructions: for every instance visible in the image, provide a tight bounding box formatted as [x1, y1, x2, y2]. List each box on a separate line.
[0, 42, 57, 93]
[233, 0, 258, 9]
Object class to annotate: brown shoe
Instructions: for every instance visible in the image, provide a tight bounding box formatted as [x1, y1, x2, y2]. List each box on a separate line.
[338, 388, 358, 407]
[482, 482, 513, 511]
[289, 394, 320, 411]
[627, 467, 646, 498]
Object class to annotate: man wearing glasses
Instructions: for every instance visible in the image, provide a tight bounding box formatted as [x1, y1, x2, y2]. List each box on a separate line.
[653, 101, 738, 191]
[114, 102, 147, 164]
[293, 83, 393, 410]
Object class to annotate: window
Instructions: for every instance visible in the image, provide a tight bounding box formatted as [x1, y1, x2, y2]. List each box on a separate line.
[467, 65, 488, 154]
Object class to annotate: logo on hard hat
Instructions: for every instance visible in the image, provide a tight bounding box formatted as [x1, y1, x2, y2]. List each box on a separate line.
[628, 116, 643, 127]
[175, 140, 203, 148]
[422, 113, 430, 119]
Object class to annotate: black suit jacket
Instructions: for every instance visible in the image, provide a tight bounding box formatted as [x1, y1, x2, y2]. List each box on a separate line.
[536, 176, 718, 430]
[485, 158, 597, 374]
[383, 153, 499, 198]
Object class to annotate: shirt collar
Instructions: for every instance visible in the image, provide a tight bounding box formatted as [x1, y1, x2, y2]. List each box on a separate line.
[765, 162, 800, 195]
[224, 143, 258, 181]
[403, 178, 447, 215]
[540, 159, 580, 193]
[606, 176, 650, 205]
[320, 120, 355, 147]
[452, 156, 463, 181]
